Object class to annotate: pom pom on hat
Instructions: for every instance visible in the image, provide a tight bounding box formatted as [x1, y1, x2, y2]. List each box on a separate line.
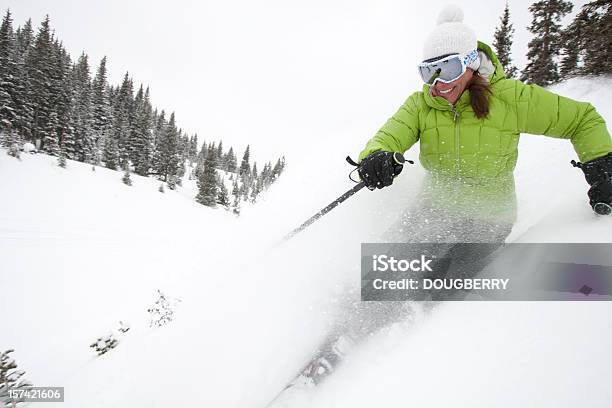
[422, 4, 479, 70]
[436, 4, 464, 25]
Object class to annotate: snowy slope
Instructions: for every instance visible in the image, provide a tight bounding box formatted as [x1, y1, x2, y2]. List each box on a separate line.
[1, 76, 611, 408]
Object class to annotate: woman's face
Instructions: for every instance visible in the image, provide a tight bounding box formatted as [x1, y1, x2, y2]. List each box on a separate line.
[430, 68, 474, 104]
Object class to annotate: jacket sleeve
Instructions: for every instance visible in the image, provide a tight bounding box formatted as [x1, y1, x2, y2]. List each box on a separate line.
[515, 81, 612, 163]
[358, 92, 421, 162]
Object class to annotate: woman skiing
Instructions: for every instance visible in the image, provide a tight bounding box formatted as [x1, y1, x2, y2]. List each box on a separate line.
[357, 5, 612, 245]
[282, 5, 612, 392]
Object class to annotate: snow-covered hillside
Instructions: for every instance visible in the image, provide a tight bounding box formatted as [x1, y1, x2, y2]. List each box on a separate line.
[1, 76, 611, 408]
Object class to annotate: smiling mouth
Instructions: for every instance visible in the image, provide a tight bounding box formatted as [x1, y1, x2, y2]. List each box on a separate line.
[439, 86, 455, 95]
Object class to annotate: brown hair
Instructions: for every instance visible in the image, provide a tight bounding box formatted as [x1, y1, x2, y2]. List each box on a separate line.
[467, 72, 492, 119]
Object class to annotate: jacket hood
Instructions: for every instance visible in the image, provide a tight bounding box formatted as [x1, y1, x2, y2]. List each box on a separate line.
[422, 40, 506, 111]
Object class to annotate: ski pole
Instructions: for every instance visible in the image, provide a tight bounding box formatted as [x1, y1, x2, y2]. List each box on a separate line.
[282, 152, 410, 242]
[283, 181, 366, 241]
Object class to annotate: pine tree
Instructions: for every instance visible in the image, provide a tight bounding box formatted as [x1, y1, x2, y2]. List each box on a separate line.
[102, 133, 119, 169]
[151, 109, 166, 173]
[216, 140, 224, 169]
[57, 43, 77, 158]
[167, 174, 177, 190]
[3, 128, 21, 158]
[188, 134, 198, 163]
[196, 144, 218, 207]
[57, 147, 67, 168]
[153, 111, 179, 181]
[231, 180, 241, 215]
[12, 18, 34, 141]
[261, 162, 272, 188]
[26, 16, 56, 149]
[521, 0, 573, 86]
[44, 111, 60, 155]
[250, 174, 263, 203]
[91, 56, 112, 166]
[493, 3, 518, 78]
[0, 349, 33, 406]
[578, 1, 612, 76]
[0, 9, 18, 133]
[132, 86, 153, 176]
[239, 145, 251, 177]
[175, 130, 187, 181]
[112, 72, 134, 168]
[558, 1, 612, 79]
[147, 290, 179, 328]
[122, 167, 132, 186]
[216, 176, 230, 209]
[272, 156, 285, 181]
[225, 146, 237, 173]
[89, 334, 119, 355]
[71, 53, 94, 162]
[240, 178, 250, 202]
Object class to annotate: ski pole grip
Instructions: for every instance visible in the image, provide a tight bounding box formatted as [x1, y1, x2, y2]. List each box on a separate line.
[392, 152, 405, 165]
[392, 152, 414, 165]
[594, 202, 612, 215]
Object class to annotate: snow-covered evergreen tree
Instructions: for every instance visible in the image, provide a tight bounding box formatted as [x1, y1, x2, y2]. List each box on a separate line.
[26, 16, 56, 150]
[570, 1, 612, 76]
[521, 0, 573, 85]
[240, 178, 250, 202]
[188, 134, 198, 163]
[231, 180, 241, 215]
[132, 86, 153, 176]
[196, 144, 218, 207]
[0, 349, 33, 407]
[0, 10, 18, 133]
[225, 146, 237, 173]
[214, 140, 222, 165]
[89, 334, 118, 355]
[216, 176, 230, 209]
[50, 40, 74, 159]
[194, 140, 208, 179]
[57, 147, 67, 168]
[175, 130, 188, 181]
[492, 3, 518, 78]
[239, 144, 251, 178]
[112, 72, 134, 168]
[147, 290, 179, 328]
[261, 162, 272, 188]
[102, 135, 119, 169]
[71, 53, 94, 162]
[91, 56, 112, 166]
[272, 156, 286, 181]
[152, 111, 179, 182]
[13, 18, 33, 136]
[2, 128, 21, 159]
[122, 167, 132, 186]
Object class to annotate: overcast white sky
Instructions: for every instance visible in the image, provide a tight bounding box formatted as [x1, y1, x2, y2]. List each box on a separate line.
[5, 0, 587, 163]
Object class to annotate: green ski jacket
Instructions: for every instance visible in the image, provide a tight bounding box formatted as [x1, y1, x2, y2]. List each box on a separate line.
[359, 41, 612, 222]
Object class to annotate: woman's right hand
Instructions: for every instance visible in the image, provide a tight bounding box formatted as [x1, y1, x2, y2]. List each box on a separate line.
[358, 151, 404, 190]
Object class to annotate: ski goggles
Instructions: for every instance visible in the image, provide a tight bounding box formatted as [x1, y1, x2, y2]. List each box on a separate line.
[417, 49, 479, 85]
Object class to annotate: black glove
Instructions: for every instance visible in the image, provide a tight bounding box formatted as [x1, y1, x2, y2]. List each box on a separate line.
[572, 152, 612, 215]
[358, 151, 404, 190]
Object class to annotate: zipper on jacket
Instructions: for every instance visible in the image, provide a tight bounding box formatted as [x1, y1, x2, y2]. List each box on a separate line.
[450, 103, 460, 177]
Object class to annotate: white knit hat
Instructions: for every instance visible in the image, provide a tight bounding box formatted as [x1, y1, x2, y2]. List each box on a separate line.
[422, 4, 480, 71]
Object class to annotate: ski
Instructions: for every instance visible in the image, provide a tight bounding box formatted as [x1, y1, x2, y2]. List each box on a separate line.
[262, 334, 356, 407]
